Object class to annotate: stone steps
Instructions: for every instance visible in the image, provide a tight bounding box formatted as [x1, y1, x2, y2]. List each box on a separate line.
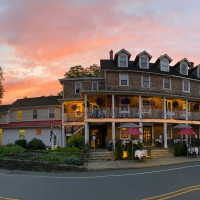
[88, 151, 115, 162]
[150, 149, 174, 159]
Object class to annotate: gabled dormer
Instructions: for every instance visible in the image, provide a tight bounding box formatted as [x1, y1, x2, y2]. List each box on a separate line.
[173, 58, 191, 76]
[190, 64, 200, 78]
[155, 54, 172, 72]
[114, 49, 131, 67]
[135, 51, 152, 69]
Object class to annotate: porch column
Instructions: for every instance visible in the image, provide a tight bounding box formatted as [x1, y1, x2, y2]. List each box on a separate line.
[112, 94, 115, 118]
[164, 97, 166, 119]
[85, 122, 88, 144]
[185, 100, 188, 141]
[62, 125, 65, 147]
[84, 94, 87, 118]
[164, 123, 168, 148]
[139, 95, 142, 119]
[139, 122, 143, 143]
[112, 122, 115, 150]
[152, 124, 154, 146]
[199, 126, 200, 139]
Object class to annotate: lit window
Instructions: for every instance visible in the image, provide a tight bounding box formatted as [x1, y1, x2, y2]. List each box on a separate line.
[183, 80, 190, 92]
[75, 105, 82, 117]
[161, 60, 169, 72]
[120, 99, 129, 114]
[75, 82, 82, 94]
[142, 99, 151, 114]
[180, 63, 188, 75]
[140, 57, 148, 69]
[142, 75, 150, 87]
[163, 77, 171, 89]
[19, 130, 25, 139]
[92, 82, 98, 91]
[119, 73, 128, 86]
[49, 108, 55, 118]
[120, 128, 130, 139]
[17, 111, 22, 120]
[36, 129, 41, 135]
[33, 109, 37, 119]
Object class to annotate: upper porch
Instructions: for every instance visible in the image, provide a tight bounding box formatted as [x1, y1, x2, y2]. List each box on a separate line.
[62, 94, 200, 123]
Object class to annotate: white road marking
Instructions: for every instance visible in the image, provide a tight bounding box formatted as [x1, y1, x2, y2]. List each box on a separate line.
[0, 164, 200, 180]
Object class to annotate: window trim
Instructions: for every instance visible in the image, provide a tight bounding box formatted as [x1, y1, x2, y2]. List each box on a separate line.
[197, 66, 200, 78]
[141, 74, 150, 88]
[182, 79, 190, 93]
[139, 56, 149, 69]
[120, 128, 130, 140]
[92, 82, 98, 91]
[75, 82, 82, 94]
[119, 73, 129, 86]
[160, 59, 169, 72]
[142, 98, 151, 114]
[180, 62, 188, 75]
[118, 53, 128, 67]
[163, 77, 171, 90]
[48, 108, 55, 118]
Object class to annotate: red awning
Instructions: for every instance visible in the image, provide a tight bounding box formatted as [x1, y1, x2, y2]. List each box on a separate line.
[122, 127, 142, 135]
[0, 120, 62, 128]
[178, 128, 197, 135]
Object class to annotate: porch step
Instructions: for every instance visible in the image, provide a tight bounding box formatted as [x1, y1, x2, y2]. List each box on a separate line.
[150, 149, 174, 159]
[88, 151, 115, 162]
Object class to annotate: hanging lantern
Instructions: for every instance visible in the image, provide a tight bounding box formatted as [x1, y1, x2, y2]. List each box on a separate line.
[172, 101, 179, 108]
[150, 100, 156, 106]
[122, 98, 130, 105]
[193, 104, 199, 111]
[96, 97, 103, 106]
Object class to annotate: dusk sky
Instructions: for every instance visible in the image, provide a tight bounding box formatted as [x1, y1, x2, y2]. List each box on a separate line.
[0, 0, 200, 104]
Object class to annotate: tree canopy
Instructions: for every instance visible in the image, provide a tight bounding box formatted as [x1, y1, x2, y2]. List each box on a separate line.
[64, 64, 100, 78]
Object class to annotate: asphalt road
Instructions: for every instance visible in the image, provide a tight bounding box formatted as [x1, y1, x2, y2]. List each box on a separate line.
[1, 162, 200, 200]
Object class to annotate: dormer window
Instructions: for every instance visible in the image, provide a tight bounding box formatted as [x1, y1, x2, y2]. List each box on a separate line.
[140, 56, 149, 69]
[197, 67, 200, 78]
[180, 63, 188, 75]
[161, 60, 169, 72]
[118, 53, 128, 67]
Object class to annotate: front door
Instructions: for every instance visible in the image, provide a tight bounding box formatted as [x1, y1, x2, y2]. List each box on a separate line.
[143, 126, 152, 146]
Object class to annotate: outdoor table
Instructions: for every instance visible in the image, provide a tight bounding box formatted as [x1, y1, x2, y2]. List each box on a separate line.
[155, 139, 162, 143]
[121, 140, 130, 145]
[135, 150, 147, 160]
[132, 140, 139, 145]
[188, 147, 199, 156]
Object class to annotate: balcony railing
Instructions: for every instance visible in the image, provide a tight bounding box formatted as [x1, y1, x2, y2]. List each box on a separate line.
[63, 108, 200, 122]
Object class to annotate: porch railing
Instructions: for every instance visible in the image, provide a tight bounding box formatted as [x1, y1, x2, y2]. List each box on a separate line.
[64, 113, 84, 122]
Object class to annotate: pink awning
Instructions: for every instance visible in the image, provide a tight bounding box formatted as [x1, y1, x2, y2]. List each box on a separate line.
[178, 128, 197, 135]
[122, 127, 142, 135]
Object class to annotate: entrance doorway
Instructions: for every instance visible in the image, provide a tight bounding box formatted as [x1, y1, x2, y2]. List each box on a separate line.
[143, 126, 152, 146]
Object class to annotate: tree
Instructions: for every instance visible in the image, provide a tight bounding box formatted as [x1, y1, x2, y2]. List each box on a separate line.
[64, 64, 100, 78]
[0, 66, 4, 104]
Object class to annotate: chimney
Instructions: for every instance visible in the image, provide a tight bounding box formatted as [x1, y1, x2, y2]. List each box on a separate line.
[109, 50, 113, 60]
[190, 62, 194, 69]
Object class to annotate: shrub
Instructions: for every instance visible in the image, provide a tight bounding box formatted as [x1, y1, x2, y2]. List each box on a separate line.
[15, 139, 27, 149]
[191, 138, 200, 147]
[181, 142, 188, 156]
[67, 135, 84, 149]
[174, 143, 181, 157]
[0, 144, 25, 158]
[53, 147, 81, 152]
[67, 155, 83, 166]
[115, 140, 123, 160]
[27, 138, 45, 150]
[127, 142, 134, 160]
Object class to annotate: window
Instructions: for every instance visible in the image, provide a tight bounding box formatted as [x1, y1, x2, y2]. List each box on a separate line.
[142, 75, 150, 87]
[75, 82, 82, 94]
[17, 110, 22, 120]
[92, 82, 98, 91]
[142, 99, 151, 113]
[75, 104, 82, 117]
[120, 99, 129, 114]
[119, 55, 127, 67]
[161, 60, 169, 72]
[163, 77, 171, 89]
[36, 129, 41, 135]
[120, 128, 130, 139]
[49, 108, 55, 118]
[119, 73, 128, 86]
[183, 80, 190, 92]
[19, 130, 25, 139]
[0, 114, 2, 120]
[140, 57, 148, 69]
[180, 63, 188, 75]
[33, 109, 37, 119]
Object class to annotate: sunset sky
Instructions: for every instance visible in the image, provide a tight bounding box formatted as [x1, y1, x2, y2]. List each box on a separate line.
[0, 0, 200, 104]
